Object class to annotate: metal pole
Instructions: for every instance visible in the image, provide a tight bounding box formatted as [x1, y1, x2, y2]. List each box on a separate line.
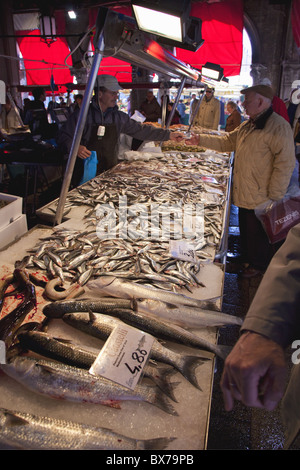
[187, 86, 206, 133]
[165, 77, 186, 129]
[53, 15, 107, 226]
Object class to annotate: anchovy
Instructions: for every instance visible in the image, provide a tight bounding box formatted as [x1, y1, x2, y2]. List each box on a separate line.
[62, 311, 207, 389]
[0, 407, 175, 450]
[2, 356, 177, 416]
[137, 299, 243, 328]
[87, 276, 220, 309]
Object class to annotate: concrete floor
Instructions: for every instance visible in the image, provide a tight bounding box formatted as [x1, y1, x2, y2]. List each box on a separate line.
[206, 204, 288, 450]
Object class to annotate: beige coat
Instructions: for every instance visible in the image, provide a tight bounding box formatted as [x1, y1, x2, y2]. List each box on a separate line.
[198, 111, 296, 209]
[194, 96, 220, 130]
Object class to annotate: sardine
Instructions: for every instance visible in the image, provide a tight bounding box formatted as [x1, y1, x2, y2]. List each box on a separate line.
[137, 299, 243, 328]
[87, 276, 219, 309]
[62, 311, 207, 389]
[17, 330, 178, 401]
[0, 407, 175, 450]
[2, 356, 177, 416]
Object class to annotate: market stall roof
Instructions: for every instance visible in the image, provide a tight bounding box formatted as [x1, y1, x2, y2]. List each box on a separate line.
[14, 0, 243, 91]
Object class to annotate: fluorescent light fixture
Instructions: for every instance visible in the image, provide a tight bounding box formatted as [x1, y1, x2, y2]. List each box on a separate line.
[201, 62, 224, 81]
[68, 10, 77, 19]
[132, 5, 182, 42]
[131, 0, 203, 52]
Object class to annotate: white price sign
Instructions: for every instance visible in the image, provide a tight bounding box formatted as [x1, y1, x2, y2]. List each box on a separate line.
[169, 240, 198, 264]
[89, 324, 154, 390]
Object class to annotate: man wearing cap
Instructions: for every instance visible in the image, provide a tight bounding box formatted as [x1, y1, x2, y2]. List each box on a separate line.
[193, 87, 220, 130]
[58, 74, 184, 186]
[187, 84, 296, 277]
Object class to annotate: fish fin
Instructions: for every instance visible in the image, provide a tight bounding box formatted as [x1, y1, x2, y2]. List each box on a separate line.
[139, 437, 177, 451]
[87, 308, 97, 323]
[178, 355, 206, 390]
[131, 297, 138, 311]
[216, 344, 233, 360]
[149, 368, 179, 403]
[101, 400, 121, 409]
[4, 411, 30, 427]
[152, 389, 178, 416]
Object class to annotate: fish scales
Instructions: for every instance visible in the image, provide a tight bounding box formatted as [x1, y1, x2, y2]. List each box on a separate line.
[0, 407, 175, 450]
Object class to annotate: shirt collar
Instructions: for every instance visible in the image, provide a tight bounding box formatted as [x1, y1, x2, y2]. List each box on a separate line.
[250, 106, 273, 129]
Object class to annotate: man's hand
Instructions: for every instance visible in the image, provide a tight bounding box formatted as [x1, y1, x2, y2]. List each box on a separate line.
[185, 133, 200, 146]
[78, 145, 91, 159]
[169, 132, 184, 142]
[221, 331, 287, 411]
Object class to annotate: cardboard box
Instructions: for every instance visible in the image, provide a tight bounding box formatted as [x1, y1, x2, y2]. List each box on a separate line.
[0, 214, 28, 250]
[0, 192, 23, 230]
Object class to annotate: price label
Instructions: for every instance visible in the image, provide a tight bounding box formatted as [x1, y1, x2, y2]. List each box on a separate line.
[170, 239, 198, 264]
[89, 324, 154, 390]
[0, 340, 6, 364]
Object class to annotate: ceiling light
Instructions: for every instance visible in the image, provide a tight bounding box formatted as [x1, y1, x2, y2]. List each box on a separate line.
[68, 11, 77, 19]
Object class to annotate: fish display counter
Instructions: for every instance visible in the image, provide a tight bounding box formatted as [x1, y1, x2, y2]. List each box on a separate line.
[0, 150, 239, 450]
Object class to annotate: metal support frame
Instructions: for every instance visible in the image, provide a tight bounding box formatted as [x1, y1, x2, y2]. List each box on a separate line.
[54, 9, 108, 226]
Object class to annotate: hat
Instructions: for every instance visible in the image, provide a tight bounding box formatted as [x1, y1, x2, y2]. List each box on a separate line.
[95, 75, 122, 92]
[240, 84, 274, 100]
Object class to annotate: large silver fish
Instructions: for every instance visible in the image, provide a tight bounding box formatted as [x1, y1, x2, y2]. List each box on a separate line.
[2, 356, 177, 416]
[17, 330, 178, 402]
[0, 407, 175, 450]
[62, 311, 207, 390]
[87, 276, 219, 309]
[136, 299, 243, 328]
[43, 297, 135, 318]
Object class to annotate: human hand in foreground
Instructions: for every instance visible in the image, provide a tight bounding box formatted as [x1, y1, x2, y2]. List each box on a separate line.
[78, 145, 92, 159]
[169, 132, 185, 142]
[221, 331, 287, 411]
[184, 133, 200, 146]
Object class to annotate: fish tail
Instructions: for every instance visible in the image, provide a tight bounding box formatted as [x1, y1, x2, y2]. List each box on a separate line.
[177, 355, 205, 390]
[151, 389, 178, 416]
[139, 437, 176, 450]
[151, 368, 179, 403]
[216, 344, 232, 360]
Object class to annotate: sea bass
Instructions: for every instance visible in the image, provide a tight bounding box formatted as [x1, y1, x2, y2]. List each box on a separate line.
[17, 330, 178, 401]
[0, 407, 175, 450]
[2, 356, 177, 416]
[136, 299, 243, 328]
[62, 311, 207, 389]
[87, 276, 219, 309]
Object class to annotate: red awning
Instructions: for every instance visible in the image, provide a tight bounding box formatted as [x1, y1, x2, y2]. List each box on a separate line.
[292, 0, 300, 49]
[16, 30, 73, 91]
[175, 0, 244, 77]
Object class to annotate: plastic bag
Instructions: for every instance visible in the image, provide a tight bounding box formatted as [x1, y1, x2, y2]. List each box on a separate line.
[255, 193, 300, 244]
[79, 150, 98, 185]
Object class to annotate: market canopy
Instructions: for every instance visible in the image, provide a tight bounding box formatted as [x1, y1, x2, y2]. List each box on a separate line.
[15, 0, 244, 90]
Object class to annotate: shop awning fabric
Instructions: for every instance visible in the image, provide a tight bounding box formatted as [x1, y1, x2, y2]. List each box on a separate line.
[16, 0, 243, 88]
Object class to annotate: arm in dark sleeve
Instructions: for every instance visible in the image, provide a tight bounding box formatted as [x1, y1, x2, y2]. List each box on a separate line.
[241, 223, 300, 347]
[57, 110, 80, 154]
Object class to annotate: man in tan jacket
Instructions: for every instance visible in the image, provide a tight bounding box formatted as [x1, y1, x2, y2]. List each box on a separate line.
[194, 86, 220, 130]
[187, 84, 296, 277]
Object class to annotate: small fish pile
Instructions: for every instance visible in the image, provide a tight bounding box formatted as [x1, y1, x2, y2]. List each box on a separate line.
[18, 152, 230, 297]
[0, 407, 175, 450]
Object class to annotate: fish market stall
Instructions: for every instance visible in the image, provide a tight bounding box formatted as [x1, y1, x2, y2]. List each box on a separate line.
[0, 150, 237, 450]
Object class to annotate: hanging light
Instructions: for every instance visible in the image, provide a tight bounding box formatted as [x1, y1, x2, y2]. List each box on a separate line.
[68, 11, 77, 19]
[39, 14, 56, 45]
[131, 0, 203, 51]
[201, 62, 224, 81]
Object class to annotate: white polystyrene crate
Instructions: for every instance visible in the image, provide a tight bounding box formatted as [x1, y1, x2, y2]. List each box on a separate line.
[0, 214, 28, 250]
[0, 192, 23, 230]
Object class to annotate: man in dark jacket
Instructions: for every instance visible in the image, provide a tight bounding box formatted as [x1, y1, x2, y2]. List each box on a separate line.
[58, 75, 184, 186]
